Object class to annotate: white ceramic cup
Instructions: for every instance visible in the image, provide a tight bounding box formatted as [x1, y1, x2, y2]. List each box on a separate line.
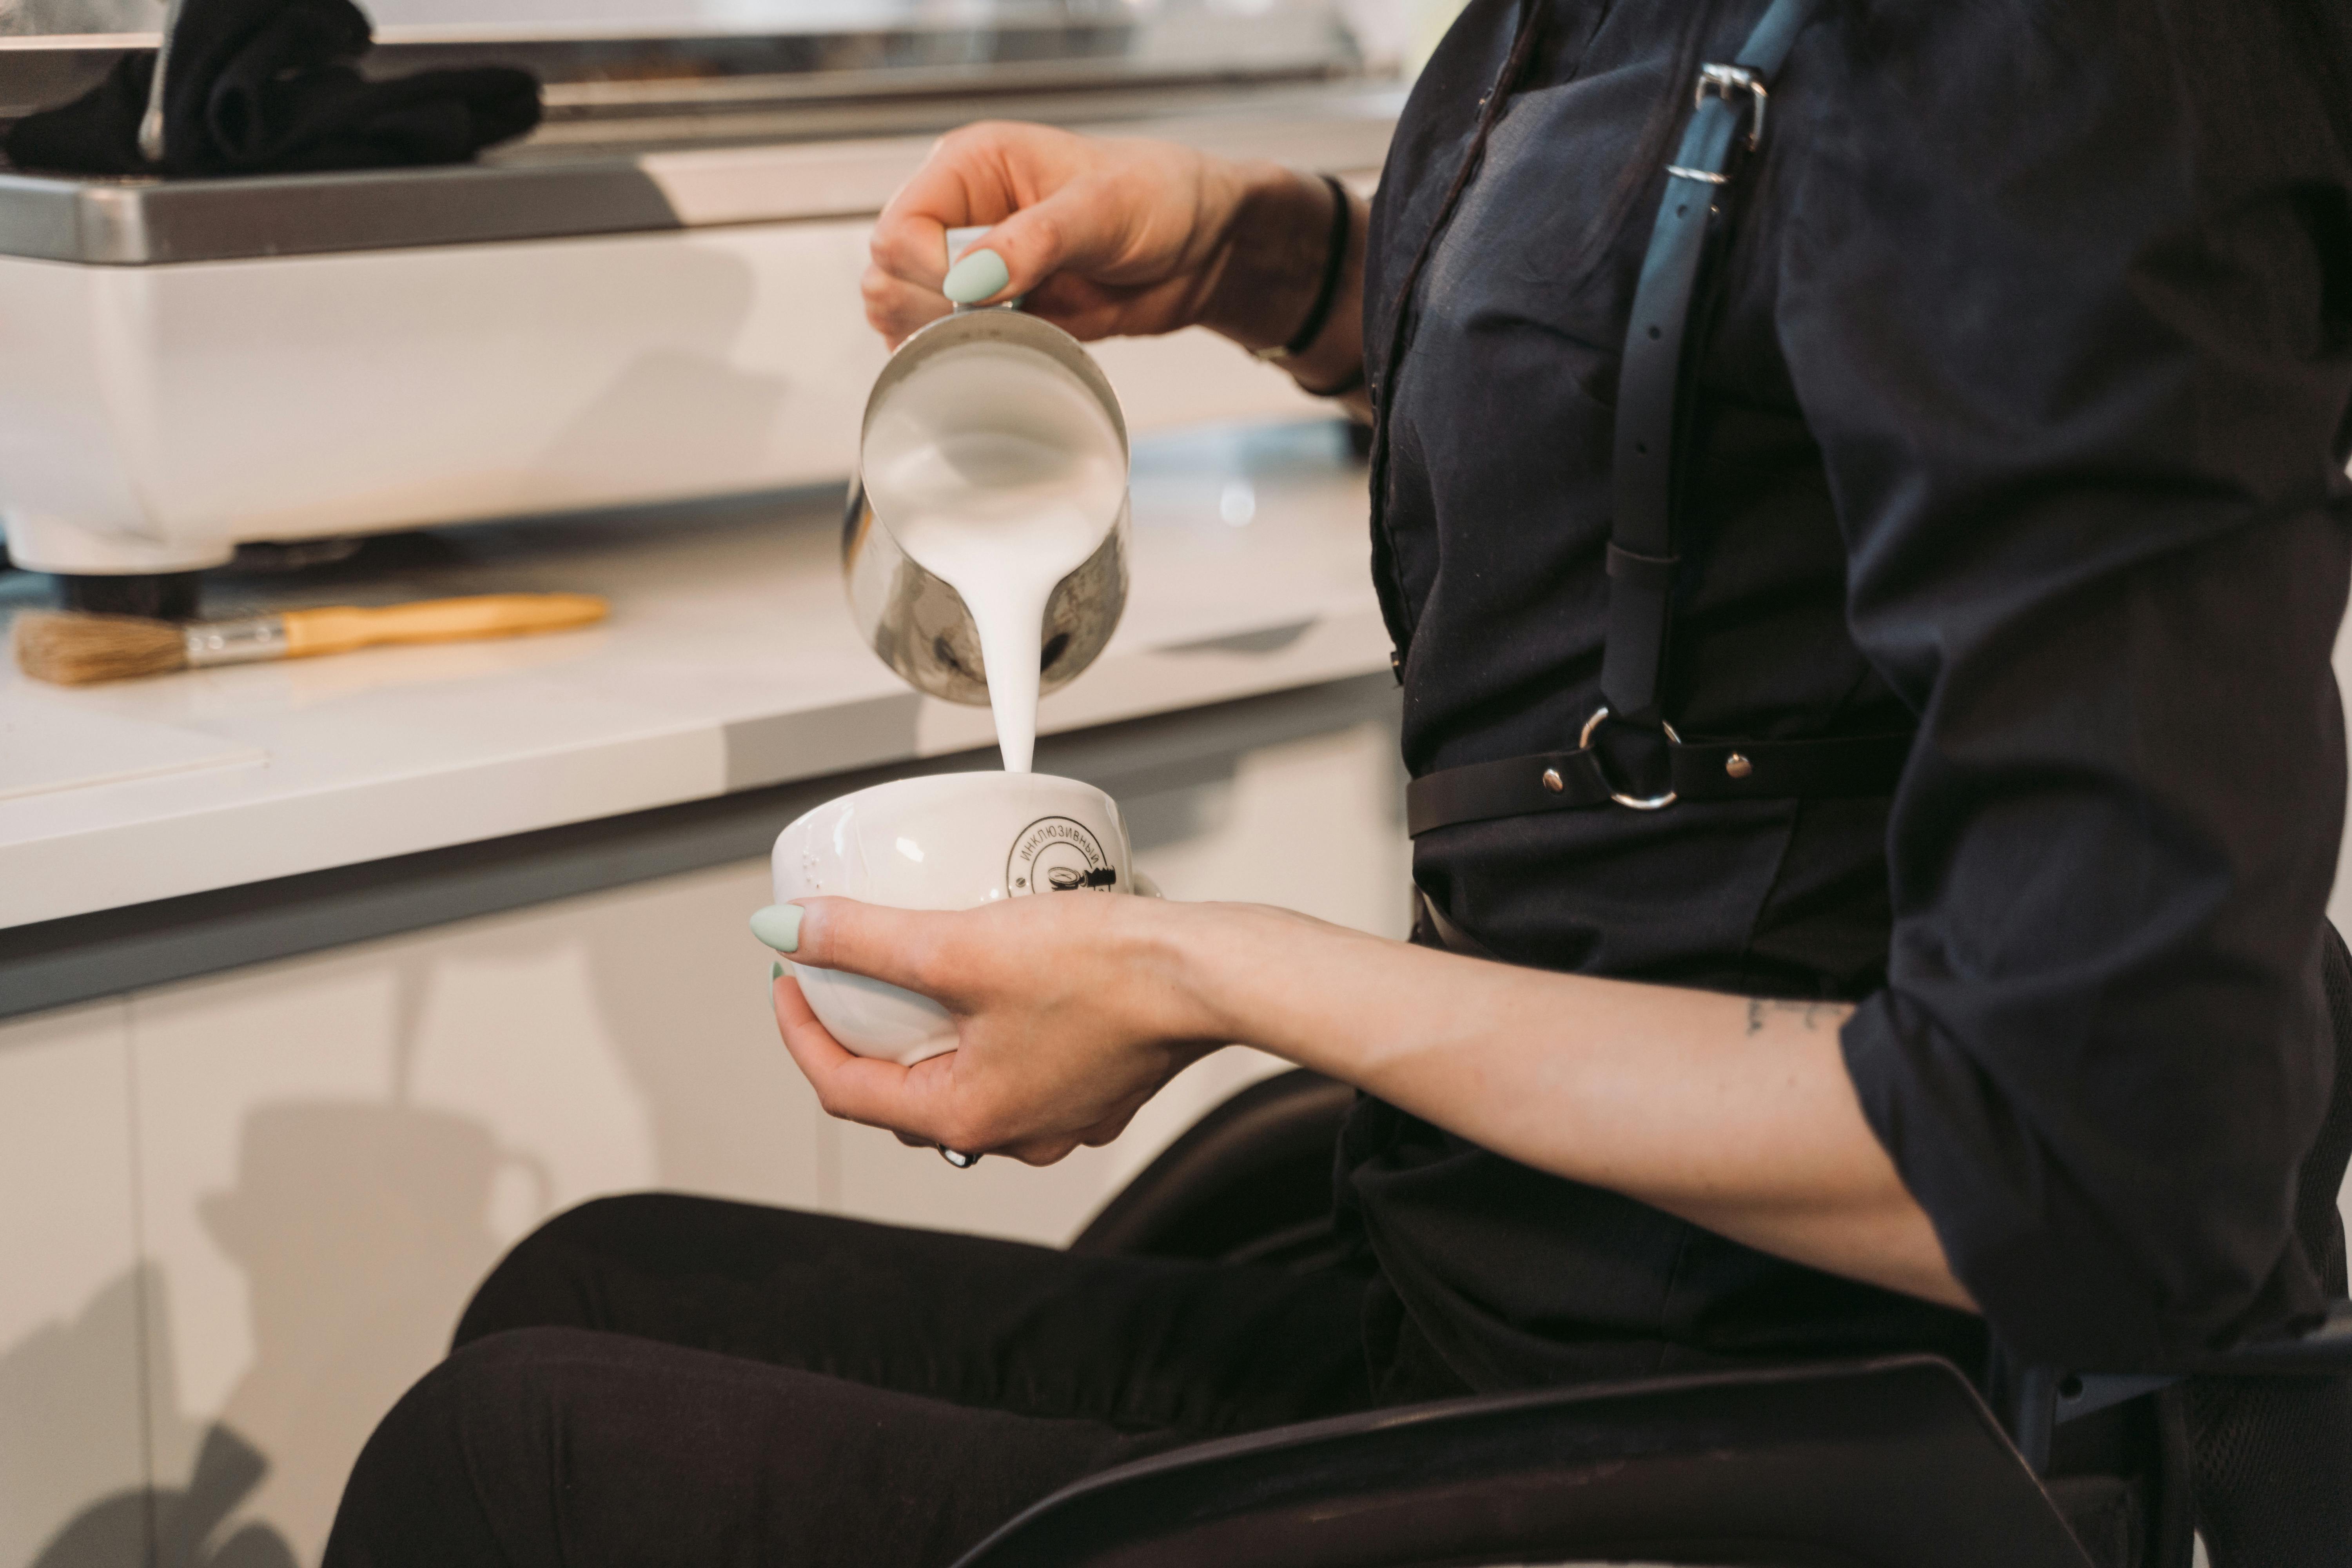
[769, 771, 1153, 1064]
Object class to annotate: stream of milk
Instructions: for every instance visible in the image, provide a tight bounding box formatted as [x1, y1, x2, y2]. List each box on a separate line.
[863, 342, 1125, 772]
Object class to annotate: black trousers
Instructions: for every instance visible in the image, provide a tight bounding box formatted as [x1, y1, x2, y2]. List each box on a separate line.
[323, 1191, 1466, 1567]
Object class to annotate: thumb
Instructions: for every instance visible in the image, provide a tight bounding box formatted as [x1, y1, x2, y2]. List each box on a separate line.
[755, 898, 960, 1001]
[944, 177, 1129, 306]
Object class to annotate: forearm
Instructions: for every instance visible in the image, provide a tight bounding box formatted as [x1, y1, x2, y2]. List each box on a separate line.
[1172, 904, 1975, 1310]
[1199, 163, 1370, 416]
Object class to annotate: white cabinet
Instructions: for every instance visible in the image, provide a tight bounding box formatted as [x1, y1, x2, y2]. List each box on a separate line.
[116, 862, 830, 1566]
[0, 1002, 144, 1568]
[3, 682, 1406, 1566]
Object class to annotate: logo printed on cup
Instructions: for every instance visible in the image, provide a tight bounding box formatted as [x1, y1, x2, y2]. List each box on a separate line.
[1008, 816, 1116, 895]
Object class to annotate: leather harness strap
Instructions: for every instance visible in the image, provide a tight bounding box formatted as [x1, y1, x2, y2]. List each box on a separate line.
[1406, 729, 1915, 838]
[1406, 0, 1917, 840]
[1603, 3, 1818, 726]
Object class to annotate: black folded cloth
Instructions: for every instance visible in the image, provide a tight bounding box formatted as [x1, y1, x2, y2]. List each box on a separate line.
[5, 0, 539, 177]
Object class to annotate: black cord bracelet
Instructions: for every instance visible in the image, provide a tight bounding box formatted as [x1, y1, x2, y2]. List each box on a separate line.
[1258, 172, 1353, 363]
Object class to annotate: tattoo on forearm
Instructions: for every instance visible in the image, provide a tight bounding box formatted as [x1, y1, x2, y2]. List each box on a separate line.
[1744, 997, 1852, 1036]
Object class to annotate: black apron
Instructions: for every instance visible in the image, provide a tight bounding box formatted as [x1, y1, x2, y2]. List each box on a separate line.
[1333, 0, 1980, 1394]
[1337, 0, 2352, 1401]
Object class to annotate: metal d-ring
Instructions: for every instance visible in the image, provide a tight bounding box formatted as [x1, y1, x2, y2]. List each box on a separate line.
[1696, 62, 1768, 150]
[1579, 706, 1680, 811]
[937, 1146, 980, 1169]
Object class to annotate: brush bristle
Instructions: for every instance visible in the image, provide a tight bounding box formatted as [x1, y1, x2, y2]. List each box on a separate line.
[13, 611, 190, 685]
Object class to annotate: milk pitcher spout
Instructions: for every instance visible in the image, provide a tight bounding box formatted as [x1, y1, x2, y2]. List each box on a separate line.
[842, 298, 1132, 710]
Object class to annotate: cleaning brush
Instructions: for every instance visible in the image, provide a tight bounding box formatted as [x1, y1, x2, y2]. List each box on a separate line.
[14, 593, 610, 686]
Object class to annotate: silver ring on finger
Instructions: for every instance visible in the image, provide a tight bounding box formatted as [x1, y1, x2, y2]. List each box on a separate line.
[937, 1146, 980, 1169]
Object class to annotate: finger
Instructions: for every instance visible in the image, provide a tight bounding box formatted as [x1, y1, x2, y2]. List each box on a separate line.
[900, 127, 1143, 307]
[997, 1083, 1149, 1163]
[1007, 273, 1145, 343]
[867, 123, 1079, 287]
[948, 176, 1136, 306]
[1076, 1090, 1150, 1148]
[861, 267, 953, 345]
[773, 970, 944, 1134]
[772, 968, 864, 1092]
[1077, 1113, 1133, 1149]
[868, 203, 949, 294]
[1000, 1134, 1085, 1167]
[770, 964, 835, 1046]
[774, 983, 1001, 1152]
[789, 897, 965, 999]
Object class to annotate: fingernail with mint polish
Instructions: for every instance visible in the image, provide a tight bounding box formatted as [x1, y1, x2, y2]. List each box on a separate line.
[750, 904, 802, 954]
[771, 961, 784, 981]
[942, 248, 1009, 305]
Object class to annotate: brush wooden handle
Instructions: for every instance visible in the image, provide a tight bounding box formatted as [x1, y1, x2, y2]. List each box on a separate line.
[279, 594, 609, 658]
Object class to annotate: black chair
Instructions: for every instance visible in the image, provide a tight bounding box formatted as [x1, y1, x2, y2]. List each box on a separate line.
[964, 936, 2352, 1568]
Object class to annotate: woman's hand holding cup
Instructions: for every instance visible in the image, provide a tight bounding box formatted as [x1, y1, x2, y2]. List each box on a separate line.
[754, 771, 1233, 1165]
[769, 892, 1227, 1167]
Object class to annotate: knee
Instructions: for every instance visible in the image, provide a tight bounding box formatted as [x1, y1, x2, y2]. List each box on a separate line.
[327, 1330, 572, 1566]
[456, 1192, 682, 1347]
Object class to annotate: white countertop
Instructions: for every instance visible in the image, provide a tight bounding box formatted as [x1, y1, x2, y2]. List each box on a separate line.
[0, 417, 1390, 928]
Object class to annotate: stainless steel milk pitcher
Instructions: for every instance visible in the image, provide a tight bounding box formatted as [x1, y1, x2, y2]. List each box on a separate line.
[842, 300, 1132, 708]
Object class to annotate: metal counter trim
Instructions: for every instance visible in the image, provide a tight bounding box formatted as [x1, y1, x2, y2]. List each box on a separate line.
[0, 88, 1399, 264]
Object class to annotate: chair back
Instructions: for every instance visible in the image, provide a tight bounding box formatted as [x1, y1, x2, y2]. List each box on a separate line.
[953, 1357, 2096, 1568]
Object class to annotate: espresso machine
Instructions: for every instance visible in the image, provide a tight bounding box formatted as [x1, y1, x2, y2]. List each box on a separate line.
[0, 0, 1398, 616]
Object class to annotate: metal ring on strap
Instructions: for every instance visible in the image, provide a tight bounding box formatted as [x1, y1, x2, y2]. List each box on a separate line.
[1579, 706, 1680, 811]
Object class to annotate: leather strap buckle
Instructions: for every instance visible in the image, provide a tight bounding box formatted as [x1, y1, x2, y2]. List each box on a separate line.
[1695, 62, 1768, 149]
[1580, 705, 1680, 811]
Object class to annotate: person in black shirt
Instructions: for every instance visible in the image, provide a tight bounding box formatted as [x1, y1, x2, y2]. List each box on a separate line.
[327, 2, 2352, 1564]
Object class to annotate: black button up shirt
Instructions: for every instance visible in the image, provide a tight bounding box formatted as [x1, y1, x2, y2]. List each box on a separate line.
[1345, 0, 2352, 1381]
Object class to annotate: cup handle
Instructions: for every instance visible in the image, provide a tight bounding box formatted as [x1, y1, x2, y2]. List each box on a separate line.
[1131, 869, 1164, 900]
